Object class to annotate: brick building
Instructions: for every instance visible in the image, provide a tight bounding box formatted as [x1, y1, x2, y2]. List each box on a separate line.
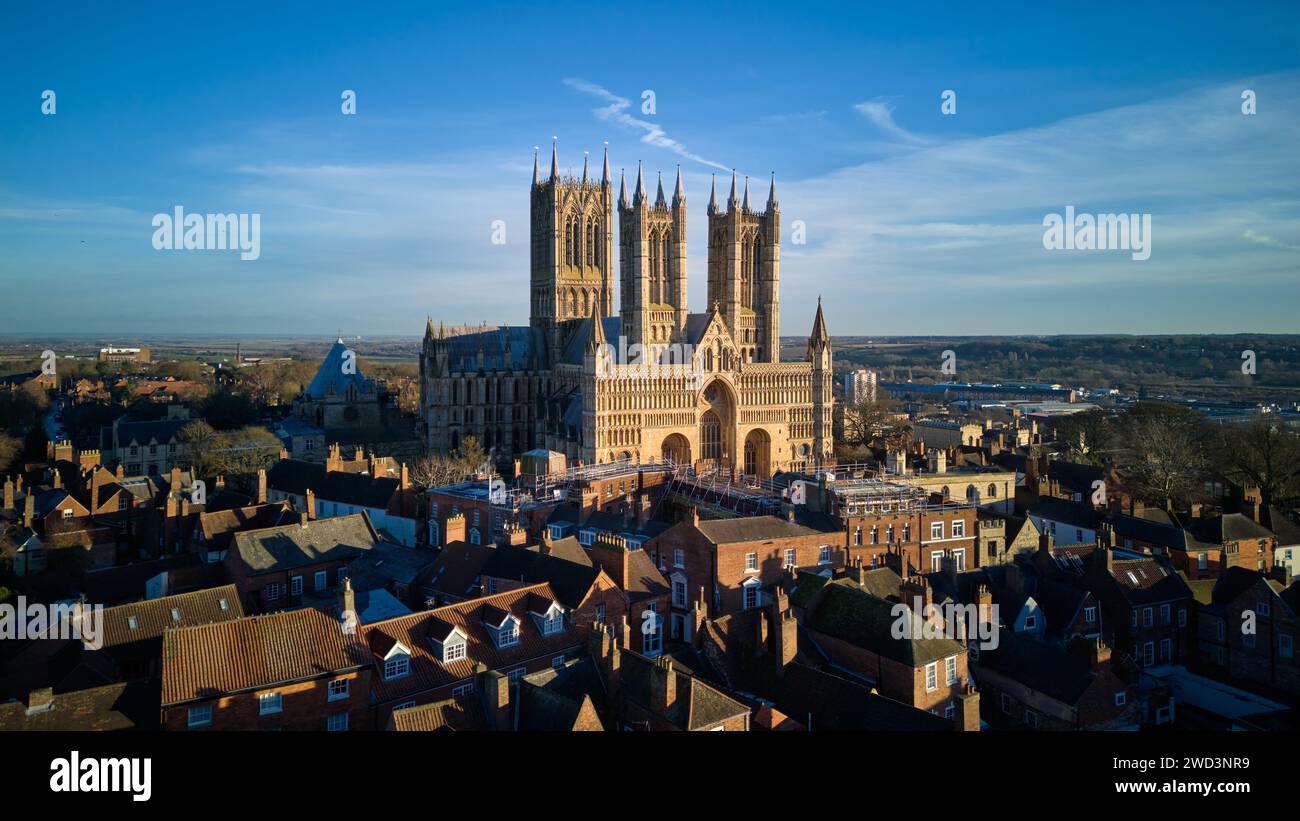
[161, 606, 372, 731]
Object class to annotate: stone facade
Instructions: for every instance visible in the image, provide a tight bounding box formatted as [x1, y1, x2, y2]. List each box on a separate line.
[420, 146, 833, 476]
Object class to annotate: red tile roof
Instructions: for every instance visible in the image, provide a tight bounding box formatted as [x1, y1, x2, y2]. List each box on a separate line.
[161, 607, 367, 706]
[361, 582, 582, 704]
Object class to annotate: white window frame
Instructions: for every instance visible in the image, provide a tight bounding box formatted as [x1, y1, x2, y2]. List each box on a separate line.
[258, 692, 282, 715]
[925, 662, 938, 692]
[384, 655, 411, 680]
[327, 678, 349, 702]
[451, 683, 474, 697]
[498, 620, 520, 648]
[952, 520, 966, 538]
[1115, 691, 1127, 707]
[327, 712, 348, 731]
[930, 522, 944, 540]
[784, 548, 796, 568]
[1084, 606, 1097, 623]
[745, 552, 758, 572]
[673, 548, 685, 568]
[315, 570, 328, 592]
[290, 576, 303, 596]
[818, 545, 830, 564]
[443, 640, 467, 663]
[742, 578, 760, 610]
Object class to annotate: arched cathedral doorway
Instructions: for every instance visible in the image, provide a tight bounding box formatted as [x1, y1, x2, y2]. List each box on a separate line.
[743, 429, 771, 478]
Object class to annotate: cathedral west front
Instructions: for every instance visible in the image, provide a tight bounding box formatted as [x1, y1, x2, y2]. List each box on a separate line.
[419, 144, 833, 477]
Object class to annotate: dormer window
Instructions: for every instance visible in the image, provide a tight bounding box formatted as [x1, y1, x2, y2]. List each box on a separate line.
[444, 639, 467, 662]
[127, 615, 139, 631]
[171, 608, 181, 622]
[384, 654, 411, 680]
[542, 609, 564, 637]
[430, 626, 468, 664]
[498, 620, 520, 648]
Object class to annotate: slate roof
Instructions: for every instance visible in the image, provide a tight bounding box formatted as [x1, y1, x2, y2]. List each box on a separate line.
[418, 542, 496, 600]
[111, 418, 191, 447]
[266, 459, 401, 509]
[1029, 498, 1099, 530]
[195, 502, 295, 550]
[0, 681, 159, 731]
[617, 652, 749, 730]
[445, 325, 540, 372]
[695, 516, 823, 544]
[98, 584, 243, 649]
[776, 663, 952, 731]
[805, 580, 964, 667]
[481, 545, 604, 609]
[1106, 557, 1193, 605]
[230, 513, 381, 575]
[515, 657, 608, 731]
[1187, 513, 1275, 545]
[305, 339, 375, 399]
[161, 608, 369, 705]
[1266, 511, 1300, 547]
[976, 631, 1098, 706]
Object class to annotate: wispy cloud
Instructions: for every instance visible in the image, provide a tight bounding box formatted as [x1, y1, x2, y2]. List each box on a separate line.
[852, 97, 932, 145]
[563, 78, 729, 171]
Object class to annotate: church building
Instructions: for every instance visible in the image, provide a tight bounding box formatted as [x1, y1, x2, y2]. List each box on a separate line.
[419, 144, 833, 477]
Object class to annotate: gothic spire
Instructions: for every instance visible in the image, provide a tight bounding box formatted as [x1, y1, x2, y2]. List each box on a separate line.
[602, 144, 610, 186]
[532, 148, 540, 187]
[425, 316, 435, 339]
[767, 171, 778, 211]
[810, 296, 829, 347]
[619, 168, 629, 208]
[673, 165, 685, 207]
[727, 170, 738, 210]
[581, 151, 589, 184]
[655, 171, 666, 207]
[550, 139, 559, 181]
[742, 176, 751, 211]
[634, 161, 646, 205]
[586, 299, 607, 351]
[707, 174, 718, 215]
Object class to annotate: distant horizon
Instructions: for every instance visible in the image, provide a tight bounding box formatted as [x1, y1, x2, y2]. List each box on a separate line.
[3, 2, 1299, 335]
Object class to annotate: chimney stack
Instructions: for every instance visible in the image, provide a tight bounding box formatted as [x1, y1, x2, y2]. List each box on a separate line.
[3, 477, 13, 511]
[444, 513, 467, 545]
[23, 492, 36, 528]
[480, 668, 512, 731]
[257, 468, 267, 504]
[169, 466, 181, 492]
[650, 657, 678, 716]
[339, 576, 356, 619]
[955, 684, 980, 732]
[305, 488, 316, 520]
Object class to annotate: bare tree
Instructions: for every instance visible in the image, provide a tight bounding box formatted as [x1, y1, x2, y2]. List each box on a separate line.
[1115, 404, 1209, 510]
[1214, 413, 1300, 509]
[842, 397, 902, 449]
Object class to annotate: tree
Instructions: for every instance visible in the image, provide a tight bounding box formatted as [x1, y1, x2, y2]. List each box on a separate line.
[453, 435, 488, 474]
[841, 396, 902, 449]
[178, 420, 219, 476]
[1052, 409, 1113, 465]
[410, 454, 468, 489]
[1213, 413, 1300, 509]
[1114, 403, 1210, 510]
[0, 433, 20, 476]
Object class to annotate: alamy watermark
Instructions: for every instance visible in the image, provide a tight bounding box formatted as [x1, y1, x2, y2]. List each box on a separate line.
[0, 596, 104, 650]
[1042, 205, 1150, 261]
[890, 598, 1000, 650]
[151, 206, 261, 260]
[591, 335, 711, 390]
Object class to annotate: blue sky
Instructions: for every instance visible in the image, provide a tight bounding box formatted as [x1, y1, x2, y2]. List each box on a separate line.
[2, 0, 1298, 337]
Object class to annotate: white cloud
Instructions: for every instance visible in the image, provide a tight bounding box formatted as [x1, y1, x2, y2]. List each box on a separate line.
[563, 78, 730, 171]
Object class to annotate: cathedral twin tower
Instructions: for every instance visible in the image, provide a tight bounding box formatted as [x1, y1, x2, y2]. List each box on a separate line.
[422, 141, 832, 475]
[529, 143, 781, 367]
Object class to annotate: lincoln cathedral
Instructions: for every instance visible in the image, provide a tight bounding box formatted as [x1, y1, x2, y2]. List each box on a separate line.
[419, 144, 833, 476]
